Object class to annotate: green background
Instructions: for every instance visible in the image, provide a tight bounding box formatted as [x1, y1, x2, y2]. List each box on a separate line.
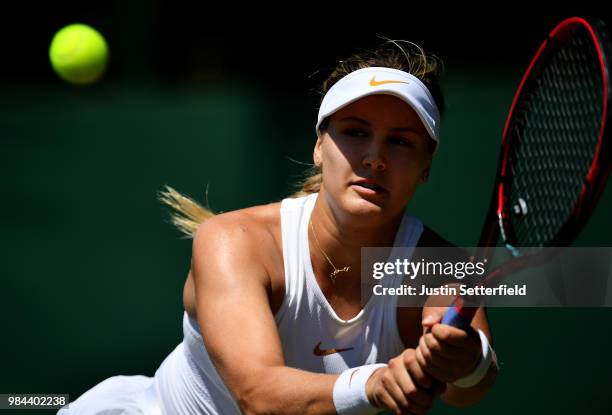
[2, 34, 612, 415]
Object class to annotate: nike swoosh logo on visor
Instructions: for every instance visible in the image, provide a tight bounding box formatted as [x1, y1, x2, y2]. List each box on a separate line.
[369, 76, 410, 87]
[313, 341, 354, 356]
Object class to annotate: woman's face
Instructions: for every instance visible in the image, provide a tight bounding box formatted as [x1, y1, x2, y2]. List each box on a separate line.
[314, 94, 433, 221]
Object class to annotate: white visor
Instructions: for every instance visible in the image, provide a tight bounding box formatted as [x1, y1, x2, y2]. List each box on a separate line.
[316, 67, 440, 150]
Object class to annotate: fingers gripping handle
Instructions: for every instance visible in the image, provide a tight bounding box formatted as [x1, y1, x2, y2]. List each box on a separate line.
[441, 299, 477, 330]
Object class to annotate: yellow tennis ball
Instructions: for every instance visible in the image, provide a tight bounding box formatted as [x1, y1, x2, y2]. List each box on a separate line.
[49, 24, 108, 85]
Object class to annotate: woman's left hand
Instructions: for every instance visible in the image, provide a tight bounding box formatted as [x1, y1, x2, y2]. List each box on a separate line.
[415, 307, 482, 384]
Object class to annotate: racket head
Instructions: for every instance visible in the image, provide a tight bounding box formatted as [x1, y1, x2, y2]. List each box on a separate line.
[444, 17, 612, 327]
[480, 16, 612, 253]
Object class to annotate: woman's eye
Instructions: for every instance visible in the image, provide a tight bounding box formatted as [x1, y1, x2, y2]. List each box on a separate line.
[345, 128, 368, 137]
[389, 136, 413, 147]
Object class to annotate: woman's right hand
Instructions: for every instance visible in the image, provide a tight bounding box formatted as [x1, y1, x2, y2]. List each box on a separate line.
[366, 349, 446, 415]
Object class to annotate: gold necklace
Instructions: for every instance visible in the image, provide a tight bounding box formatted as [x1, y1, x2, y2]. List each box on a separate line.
[309, 218, 351, 283]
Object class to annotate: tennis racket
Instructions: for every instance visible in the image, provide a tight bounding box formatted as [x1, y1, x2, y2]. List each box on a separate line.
[442, 16, 612, 329]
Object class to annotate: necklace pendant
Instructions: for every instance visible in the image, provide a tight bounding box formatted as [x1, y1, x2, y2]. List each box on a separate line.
[329, 266, 351, 283]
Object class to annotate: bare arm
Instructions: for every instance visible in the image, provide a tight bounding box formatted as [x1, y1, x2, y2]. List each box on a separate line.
[191, 214, 339, 415]
[419, 305, 497, 408]
[438, 307, 497, 407]
[415, 228, 498, 406]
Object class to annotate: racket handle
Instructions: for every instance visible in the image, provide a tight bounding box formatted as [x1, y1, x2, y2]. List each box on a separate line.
[441, 300, 476, 330]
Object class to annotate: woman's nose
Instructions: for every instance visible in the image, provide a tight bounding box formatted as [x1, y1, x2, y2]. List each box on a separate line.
[362, 140, 387, 171]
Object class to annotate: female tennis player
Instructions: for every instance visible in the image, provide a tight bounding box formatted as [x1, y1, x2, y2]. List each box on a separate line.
[60, 41, 497, 415]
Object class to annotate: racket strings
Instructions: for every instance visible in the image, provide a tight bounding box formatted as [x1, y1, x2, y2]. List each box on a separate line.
[506, 26, 604, 247]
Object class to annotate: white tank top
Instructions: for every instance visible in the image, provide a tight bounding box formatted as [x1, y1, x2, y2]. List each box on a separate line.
[275, 192, 423, 373]
[153, 192, 424, 414]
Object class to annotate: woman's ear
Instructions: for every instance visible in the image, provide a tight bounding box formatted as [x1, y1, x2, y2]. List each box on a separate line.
[419, 167, 430, 184]
[313, 137, 323, 167]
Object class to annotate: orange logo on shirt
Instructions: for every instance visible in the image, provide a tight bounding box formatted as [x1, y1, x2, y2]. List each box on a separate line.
[313, 341, 354, 356]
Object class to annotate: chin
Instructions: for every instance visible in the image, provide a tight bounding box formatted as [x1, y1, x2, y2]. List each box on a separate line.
[340, 192, 388, 217]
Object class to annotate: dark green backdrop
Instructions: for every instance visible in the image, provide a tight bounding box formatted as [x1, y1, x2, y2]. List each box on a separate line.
[2, 63, 612, 414]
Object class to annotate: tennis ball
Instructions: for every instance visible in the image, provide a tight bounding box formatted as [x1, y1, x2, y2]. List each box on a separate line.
[49, 24, 108, 85]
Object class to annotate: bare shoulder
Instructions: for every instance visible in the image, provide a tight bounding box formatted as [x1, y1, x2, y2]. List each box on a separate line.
[185, 201, 285, 319]
[193, 201, 282, 260]
[191, 201, 283, 282]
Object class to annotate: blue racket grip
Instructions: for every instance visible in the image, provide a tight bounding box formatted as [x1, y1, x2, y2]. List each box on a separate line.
[441, 302, 473, 330]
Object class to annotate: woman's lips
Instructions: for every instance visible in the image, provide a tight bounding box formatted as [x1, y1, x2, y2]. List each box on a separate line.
[350, 182, 388, 195]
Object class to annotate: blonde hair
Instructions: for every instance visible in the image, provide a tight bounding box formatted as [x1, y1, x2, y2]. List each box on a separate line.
[160, 40, 444, 238]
